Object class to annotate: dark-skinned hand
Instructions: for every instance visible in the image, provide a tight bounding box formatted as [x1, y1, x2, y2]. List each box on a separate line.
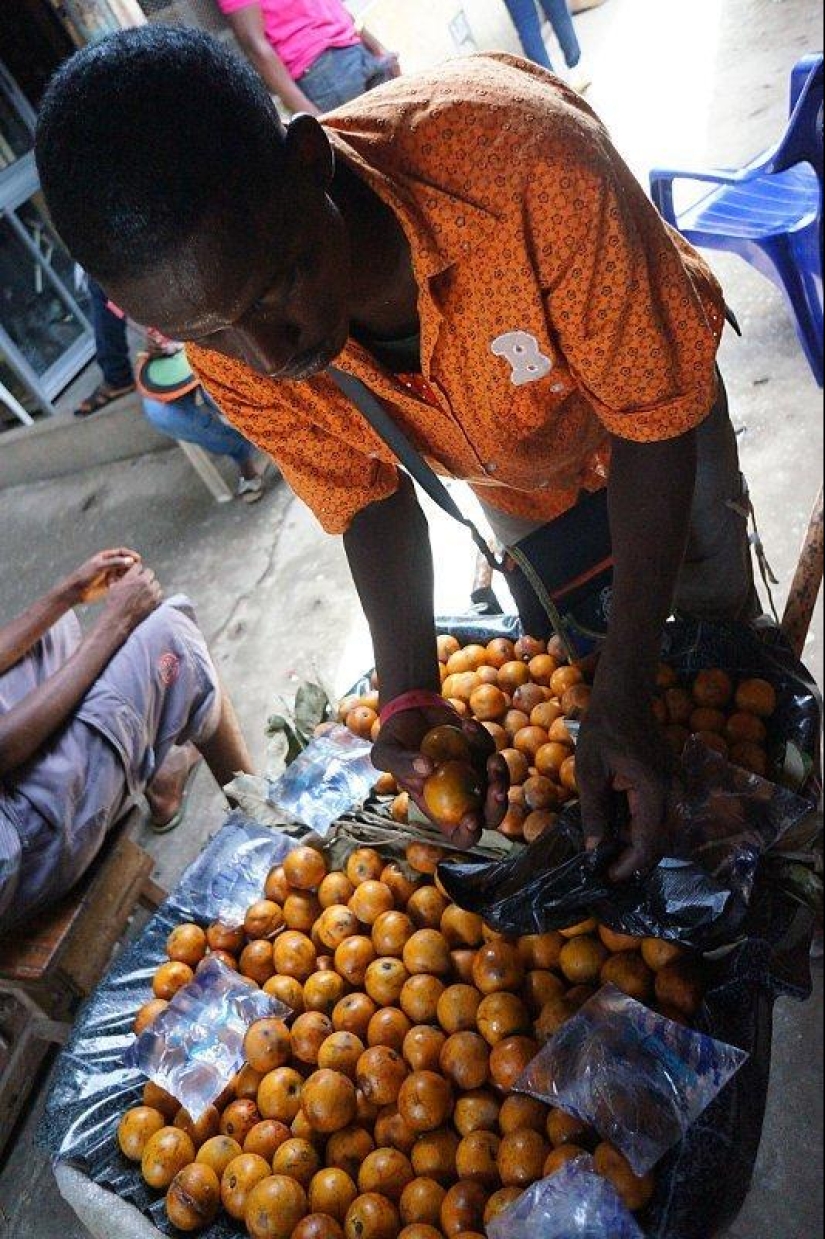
[577, 684, 674, 882]
[372, 701, 509, 849]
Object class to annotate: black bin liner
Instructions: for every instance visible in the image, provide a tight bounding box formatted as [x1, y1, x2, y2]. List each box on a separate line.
[37, 619, 820, 1239]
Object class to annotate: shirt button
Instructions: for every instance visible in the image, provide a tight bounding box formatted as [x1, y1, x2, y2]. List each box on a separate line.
[485, 461, 498, 474]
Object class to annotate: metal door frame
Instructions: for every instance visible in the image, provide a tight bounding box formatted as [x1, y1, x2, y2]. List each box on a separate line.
[0, 152, 95, 416]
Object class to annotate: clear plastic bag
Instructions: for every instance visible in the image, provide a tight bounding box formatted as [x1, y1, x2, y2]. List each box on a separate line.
[486, 1155, 645, 1239]
[516, 984, 748, 1176]
[174, 817, 301, 929]
[126, 957, 290, 1121]
[267, 724, 377, 837]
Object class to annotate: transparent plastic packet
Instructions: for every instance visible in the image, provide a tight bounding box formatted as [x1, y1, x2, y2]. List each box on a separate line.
[174, 816, 302, 928]
[125, 957, 290, 1122]
[267, 723, 376, 837]
[515, 984, 748, 1176]
[487, 1155, 645, 1239]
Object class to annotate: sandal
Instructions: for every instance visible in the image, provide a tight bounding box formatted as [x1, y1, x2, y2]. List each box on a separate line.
[237, 475, 264, 504]
[74, 381, 136, 418]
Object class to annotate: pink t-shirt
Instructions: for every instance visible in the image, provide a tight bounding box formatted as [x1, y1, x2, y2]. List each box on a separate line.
[218, 0, 361, 81]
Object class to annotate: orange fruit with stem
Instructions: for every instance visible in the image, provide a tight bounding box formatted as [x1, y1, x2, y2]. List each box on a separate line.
[245, 1174, 309, 1239]
[411, 1127, 460, 1183]
[220, 1152, 272, 1220]
[344, 1193, 400, 1239]
[398, 1071, 454, 1132]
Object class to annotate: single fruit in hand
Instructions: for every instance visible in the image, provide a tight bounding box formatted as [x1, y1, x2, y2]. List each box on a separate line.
[423, 762, 483, 829]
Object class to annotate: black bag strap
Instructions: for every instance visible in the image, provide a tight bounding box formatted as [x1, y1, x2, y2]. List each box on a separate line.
[329, 367, 502, 573]
[328, 367, 578, 658]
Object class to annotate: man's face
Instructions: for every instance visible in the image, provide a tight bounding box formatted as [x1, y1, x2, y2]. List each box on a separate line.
[107, 139, 351, 380]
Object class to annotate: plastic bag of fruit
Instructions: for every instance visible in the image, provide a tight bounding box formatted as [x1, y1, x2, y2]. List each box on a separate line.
[515, 984, 748, 1175]
[487, 1155, 646, 1239]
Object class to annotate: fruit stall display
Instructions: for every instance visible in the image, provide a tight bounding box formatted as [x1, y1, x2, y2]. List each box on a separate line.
[40, 622, 819, 1239]
[121, 840, 704, 1237]
[338, 632, 779, 844]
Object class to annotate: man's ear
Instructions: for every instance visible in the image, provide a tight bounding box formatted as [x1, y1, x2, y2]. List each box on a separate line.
[284, 114, 335, 189]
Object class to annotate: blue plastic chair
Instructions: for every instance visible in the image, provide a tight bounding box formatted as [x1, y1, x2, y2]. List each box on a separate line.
[650, 54, 824, 387]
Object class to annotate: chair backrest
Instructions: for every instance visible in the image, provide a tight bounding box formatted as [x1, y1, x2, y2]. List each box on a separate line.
[772, 54, 823, 182]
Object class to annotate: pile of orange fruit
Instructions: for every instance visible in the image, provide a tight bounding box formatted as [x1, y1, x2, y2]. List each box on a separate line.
[338, 634, 777, 842]
[121, 843, 708, 1237]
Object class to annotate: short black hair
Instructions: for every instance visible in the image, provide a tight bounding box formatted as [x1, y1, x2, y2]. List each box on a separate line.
[36, 25, 285, 283]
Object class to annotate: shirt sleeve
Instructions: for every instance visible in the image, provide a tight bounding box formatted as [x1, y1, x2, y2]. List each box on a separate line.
[525, 129, 725, 442]
[188, 346, 400, 535]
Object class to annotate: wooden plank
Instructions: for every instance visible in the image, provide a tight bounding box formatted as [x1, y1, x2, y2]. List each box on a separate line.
[0, 987, 60, 1161]
[57, 837, 155, 997]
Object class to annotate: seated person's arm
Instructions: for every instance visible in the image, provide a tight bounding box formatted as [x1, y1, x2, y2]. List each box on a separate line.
[224, 5, 321, 115]
[0, 564, 159, 779]
[0, 548, 138, 675]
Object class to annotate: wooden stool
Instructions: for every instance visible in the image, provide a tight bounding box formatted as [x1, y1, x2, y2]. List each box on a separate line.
[0, 823, 166, 1158]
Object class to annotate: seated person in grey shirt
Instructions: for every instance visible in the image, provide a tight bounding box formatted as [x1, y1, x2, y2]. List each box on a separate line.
[0, 548, 254, 933]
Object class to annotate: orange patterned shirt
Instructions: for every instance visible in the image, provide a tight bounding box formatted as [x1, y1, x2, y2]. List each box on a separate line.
[190, 54, 725, 535]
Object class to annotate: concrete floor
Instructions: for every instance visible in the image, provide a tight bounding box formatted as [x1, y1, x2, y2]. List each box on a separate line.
[0, 0, 822, 1234]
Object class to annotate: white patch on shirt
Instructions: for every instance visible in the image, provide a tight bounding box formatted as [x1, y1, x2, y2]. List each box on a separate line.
[491, 331, 554, 386]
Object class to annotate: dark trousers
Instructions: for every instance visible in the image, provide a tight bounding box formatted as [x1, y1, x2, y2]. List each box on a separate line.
[88, 278, 133, 388]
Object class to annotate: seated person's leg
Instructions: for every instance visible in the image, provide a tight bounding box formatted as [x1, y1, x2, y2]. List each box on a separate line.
[74, 595, 251, 801]
[141, 392, 256, 470]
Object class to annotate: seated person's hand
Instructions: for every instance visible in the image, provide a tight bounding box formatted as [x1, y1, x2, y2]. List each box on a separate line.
[372, 701, 509, 850]
[102, 563, 163, 634]
[62, 547, 142, 604]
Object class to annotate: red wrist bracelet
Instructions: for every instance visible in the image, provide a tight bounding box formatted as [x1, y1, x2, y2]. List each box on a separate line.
[379, 689, 451, 727]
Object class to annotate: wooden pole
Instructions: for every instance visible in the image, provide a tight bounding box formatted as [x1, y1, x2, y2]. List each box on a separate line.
[782, 486, 824, 659]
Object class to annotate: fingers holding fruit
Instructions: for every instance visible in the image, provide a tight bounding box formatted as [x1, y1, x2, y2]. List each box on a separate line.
[373, 710, 509, 847]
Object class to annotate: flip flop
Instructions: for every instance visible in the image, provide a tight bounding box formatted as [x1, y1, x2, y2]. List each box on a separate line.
[74, 381, 136, 418]
[149, 758, 201, 834]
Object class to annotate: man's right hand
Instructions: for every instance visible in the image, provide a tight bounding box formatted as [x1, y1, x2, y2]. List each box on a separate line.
[61, 547, 142, 605]
[102, 563, 163, 635]
[372, 702, 509, 849]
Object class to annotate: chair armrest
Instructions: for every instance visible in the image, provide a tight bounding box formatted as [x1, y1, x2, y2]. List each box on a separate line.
[649, 164, 763, 223]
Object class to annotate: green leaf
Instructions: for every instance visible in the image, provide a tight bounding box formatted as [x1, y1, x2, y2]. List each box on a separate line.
[294, 681, 332, 743]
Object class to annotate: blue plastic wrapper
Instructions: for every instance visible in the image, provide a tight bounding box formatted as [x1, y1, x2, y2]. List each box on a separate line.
[487, 1156, 645, 1239]
[267, 724, 376, 837]
[125, 958, 290, 1122]
[516, 984, 749, 1176]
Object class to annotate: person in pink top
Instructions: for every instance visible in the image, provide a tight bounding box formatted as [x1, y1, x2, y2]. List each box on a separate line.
[217, 0, 400, 115]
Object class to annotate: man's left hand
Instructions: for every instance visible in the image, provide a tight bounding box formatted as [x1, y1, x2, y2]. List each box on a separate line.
[576, 684, 673, 882]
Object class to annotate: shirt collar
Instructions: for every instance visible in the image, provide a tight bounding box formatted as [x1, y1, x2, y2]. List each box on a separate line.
[325, 126, 501, 283]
